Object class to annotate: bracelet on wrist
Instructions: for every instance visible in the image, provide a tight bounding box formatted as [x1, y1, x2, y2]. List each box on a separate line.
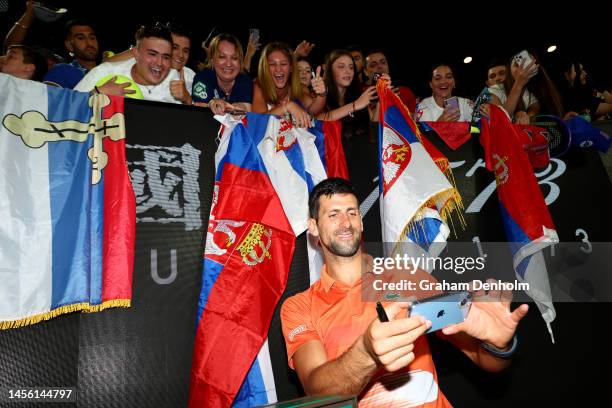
[480, 334, 518, 359]
[94, 86, 101, 95]
[348, 101, 355, 118]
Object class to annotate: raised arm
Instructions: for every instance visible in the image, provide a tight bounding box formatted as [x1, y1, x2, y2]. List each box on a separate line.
[502, 61, 538, 115]
[316, 86, 376, 121]
[4, 1, 35, 50]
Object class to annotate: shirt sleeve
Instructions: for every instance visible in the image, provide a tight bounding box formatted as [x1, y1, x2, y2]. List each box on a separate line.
[74, 65, 105, 92]
[280, 293, 320, 369]
[43, 65, 80, 89]
[488, 84, 506, 104]
[191, 72, 211, 103]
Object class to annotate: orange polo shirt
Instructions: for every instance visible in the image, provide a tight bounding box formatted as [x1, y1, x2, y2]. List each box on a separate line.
[281, 263, 452, 407]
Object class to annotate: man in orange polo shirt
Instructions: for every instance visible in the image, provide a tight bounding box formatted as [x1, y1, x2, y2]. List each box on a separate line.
[281, 178, 529, 407]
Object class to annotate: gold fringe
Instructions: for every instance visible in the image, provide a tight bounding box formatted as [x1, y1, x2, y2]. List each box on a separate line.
[379, 79, 467, 250]
[392, 187, 466, 255]
[0, 299, 131, 330]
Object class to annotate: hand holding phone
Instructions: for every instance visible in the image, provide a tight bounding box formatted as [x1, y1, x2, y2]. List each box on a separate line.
[513, 50, 534, 68]
[410, 291, 471, 333]
[443, 96, 460, 113]
[249, 28, 260, 43]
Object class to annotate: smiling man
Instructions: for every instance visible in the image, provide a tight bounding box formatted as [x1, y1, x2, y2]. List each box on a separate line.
[281, 178, 528, 407]
[74, 23, 183, 104]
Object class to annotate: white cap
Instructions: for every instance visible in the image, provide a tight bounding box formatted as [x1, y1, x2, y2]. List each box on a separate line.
[33, 2, 67, 23]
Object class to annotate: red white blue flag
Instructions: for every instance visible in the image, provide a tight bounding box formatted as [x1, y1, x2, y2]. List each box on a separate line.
[0, 74, 135, 329]
[480, 104, 558, 340]
[189, 113, 330, 407]
[377, 79, 462, 263]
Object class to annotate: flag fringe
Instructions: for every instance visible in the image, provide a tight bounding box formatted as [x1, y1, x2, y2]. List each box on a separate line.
[392, 187, 465, 255]
[0, 299, 131, 330]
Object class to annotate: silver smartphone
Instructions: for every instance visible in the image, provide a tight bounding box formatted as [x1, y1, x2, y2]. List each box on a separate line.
[410, 291, 471, 333]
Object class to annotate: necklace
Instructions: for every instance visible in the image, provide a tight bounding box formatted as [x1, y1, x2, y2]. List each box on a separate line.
[218, 81, 234, 99]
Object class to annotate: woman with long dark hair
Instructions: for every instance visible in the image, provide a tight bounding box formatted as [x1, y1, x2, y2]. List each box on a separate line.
[556, 58, 612, 120]
[489, 50, 564, 123]
[317, 49, 377, 139]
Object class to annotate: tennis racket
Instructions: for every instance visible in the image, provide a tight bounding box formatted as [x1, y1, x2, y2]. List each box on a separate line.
[530, 114, 572, 157]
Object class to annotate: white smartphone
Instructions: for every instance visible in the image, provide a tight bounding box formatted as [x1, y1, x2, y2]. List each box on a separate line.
[513, 50, 534, 68]
[410, 291, 471, 333]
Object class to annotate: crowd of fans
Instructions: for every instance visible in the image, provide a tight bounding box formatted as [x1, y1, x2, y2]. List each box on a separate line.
[2, 2, 611, 140]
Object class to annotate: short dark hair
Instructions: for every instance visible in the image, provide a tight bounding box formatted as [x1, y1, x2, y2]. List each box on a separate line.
[365, 48, 386, 59]
[134, 22, 173, 45]
[64, 19, 96, 39]
[8, 45, 48, 81]
[345, 45, 363, 55]
[486, 57, 506, 71]
[166, 21, 192, 39]
[430, 62, 456, 79]
[308, 178, 357, 220]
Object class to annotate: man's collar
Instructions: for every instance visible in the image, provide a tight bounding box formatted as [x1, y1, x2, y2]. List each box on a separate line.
[320, 253, 374, 293]
[320, 264, 336, 293]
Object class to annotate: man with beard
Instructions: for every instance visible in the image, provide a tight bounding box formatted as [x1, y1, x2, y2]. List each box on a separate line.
[44, 19, 99, 89]
[281, 178, 528, 406]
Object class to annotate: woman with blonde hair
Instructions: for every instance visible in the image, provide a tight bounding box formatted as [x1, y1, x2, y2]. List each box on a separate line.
[191, 33, 253, 115]
[252, 42, 327, 128]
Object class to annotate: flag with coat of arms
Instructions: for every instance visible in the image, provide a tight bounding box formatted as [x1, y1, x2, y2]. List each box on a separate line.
[189, 112, 345, 407]
[377, 78, 463, 266]
[480, 104, 558, 341]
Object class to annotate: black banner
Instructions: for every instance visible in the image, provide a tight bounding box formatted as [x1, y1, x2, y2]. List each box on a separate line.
[1, 106, 611, 407]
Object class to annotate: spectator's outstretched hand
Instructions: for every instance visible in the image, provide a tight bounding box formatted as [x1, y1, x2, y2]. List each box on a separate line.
[294, 40, 315, 57]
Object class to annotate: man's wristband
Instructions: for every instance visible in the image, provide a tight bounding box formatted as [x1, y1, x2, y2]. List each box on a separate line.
[480, 334, 518, 358]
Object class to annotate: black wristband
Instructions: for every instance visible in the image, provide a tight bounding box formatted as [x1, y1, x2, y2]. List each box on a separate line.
[480, 334, 518, 358]
[94, 85, 100, 94]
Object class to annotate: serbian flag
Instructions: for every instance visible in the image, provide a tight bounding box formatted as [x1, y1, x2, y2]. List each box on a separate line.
[189, 113, 326, 407]
[0, 74, 134, 329]
[306, 120, 349, 284]
[377, 78, 462, 263]
[480, 104, 558, 340]
[309, 120, 349, 179]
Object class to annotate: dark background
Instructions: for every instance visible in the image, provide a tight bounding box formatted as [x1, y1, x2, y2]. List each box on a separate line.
[1, 0, 610, 98]
[1, 96, 611, 406]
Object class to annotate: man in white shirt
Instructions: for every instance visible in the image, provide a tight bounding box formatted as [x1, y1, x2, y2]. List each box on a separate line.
[75, 22, 181, 104]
